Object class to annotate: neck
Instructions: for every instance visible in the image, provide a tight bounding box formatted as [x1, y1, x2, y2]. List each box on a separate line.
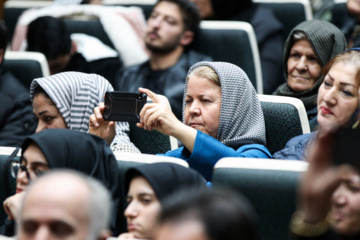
[149, 46, 184, 70]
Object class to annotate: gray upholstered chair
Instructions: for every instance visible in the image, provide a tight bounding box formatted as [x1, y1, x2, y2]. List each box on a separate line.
[212, 157, 308, 240]
[253, 0, 313, 42]
[3, 51, 50, 89]
[258, 94, 310, 155]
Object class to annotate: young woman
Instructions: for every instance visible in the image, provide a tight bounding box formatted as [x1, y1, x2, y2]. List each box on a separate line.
[120, 162, 206, 239]
[1, 129, 122, 236]
[30, 71, 140, 153]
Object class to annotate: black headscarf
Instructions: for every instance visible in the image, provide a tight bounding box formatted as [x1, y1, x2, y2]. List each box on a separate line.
[21, 129, 122, 235]
[125, 163, 206, 203]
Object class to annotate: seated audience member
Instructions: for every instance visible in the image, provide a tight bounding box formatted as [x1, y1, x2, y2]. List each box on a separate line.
[0, 21, 36, 146]
[156, 188, 259, 240]
[273, 20, 346, 131]
[119, 162, 206, 239]
[114, 0, 212, 120]
[26, 16, 121, 84]
[332, 0, 360, 49]
[289, 130, 360, 239]
[18, 170, 111, 240]
[1, 129, 122, 236]
[138, 61, 271, 181]
[30, 71, 140, 153]
[273, 49, 360, 160]
[190, 0, 283, 94]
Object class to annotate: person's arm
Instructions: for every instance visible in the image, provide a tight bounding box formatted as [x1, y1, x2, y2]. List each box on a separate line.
[137, 88, 198, 153]
[289, 131, 352, 238]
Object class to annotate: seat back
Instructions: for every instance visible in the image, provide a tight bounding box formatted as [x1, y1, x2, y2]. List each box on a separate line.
[254, 0, 313, 42]
[3, 51, 50, 89]
[331, 1, 348, 30]
[258, 94, 310, 154]
[213, 158, 308, 240]
[129, 95, 178, 154]
[3, 1, 52, 43]
[193, 21, 263, 93]
[103, 0, 155, 19]
[0, 147, 21, 226]
[115, 152, 188, 232]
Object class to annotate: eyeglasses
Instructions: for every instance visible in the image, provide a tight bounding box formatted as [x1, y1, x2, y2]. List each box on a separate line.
[10, 161, 44, 182]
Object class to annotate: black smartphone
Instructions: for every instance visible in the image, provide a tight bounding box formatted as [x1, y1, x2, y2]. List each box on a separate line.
[103, 91, 147, 122]
[333, 127, 360, 172]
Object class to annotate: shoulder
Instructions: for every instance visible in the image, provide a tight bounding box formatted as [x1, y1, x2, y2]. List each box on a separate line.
[236, 144, 272, 158]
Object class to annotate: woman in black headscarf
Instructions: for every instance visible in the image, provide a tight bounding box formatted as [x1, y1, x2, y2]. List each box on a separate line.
[120, 162, 206, 240]
[190, 0, 284, 94]
[1, 129, 122, 236]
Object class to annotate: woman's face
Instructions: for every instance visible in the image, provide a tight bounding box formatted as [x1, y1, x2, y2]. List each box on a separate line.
[287, 38, 322, 92]
[125, 176, 161, 239]
[331, 172, 360, 236]
[16, 142, 49, 193]
[184, 75, 221, 139]
[33, 93, 67, 133]
[317, 61, 360, 131]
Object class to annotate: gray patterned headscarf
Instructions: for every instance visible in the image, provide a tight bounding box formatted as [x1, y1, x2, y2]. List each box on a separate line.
[182, 62, 266, 148]
[30, 72, 140, 153]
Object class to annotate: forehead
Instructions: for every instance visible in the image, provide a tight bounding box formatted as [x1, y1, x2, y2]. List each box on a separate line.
[129, 176, 155, 195]
[291, 39, 314, 52]
[153, 1, 183, 22]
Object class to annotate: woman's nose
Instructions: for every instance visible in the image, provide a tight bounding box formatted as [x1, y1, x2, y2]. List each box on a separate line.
[17, 170, 29, 187]
[189, 102, 201, 116]
[296, 56, 308, 71]
[124, 201, 138, 218]
[35, 121, 46, 133]
[323, 88, 337, 106]
[332, 185, 348, 206]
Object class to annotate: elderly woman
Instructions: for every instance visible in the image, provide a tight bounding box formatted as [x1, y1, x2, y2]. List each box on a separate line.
[273, 20, 346, 131]
[120, 163, 206, 239]
[30, 71, 140, 153]
[1, 129, 122, 236]
[137, 61, 271, 181]
[273, 49, 360, 160]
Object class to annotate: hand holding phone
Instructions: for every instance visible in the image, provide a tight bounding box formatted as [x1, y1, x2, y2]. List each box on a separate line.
[103, 91, 147, 122]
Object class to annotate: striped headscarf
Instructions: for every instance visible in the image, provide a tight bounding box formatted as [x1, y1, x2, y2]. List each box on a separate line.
[30, 71, 140, 153]
[183, 62, 266, 148]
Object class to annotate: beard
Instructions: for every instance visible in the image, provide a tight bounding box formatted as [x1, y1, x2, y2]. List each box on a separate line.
[145, 34, 182, 54]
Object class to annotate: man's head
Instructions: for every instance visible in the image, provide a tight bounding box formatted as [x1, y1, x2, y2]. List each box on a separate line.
[0, 20, 8, 66]
[18, 170, 112, 240]
[155, 188, 259, 240]
[145, 0, 200, 54]
[26, 16, 74, 75]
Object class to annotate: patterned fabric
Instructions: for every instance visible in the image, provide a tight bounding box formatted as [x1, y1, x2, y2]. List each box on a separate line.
[30, 72, 140, 153]
[183, 62, 266, 148]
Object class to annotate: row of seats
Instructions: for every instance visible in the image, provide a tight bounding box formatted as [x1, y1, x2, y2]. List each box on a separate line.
[0, 147, 307, 240]
[1, 50, 311, 154]
[3, 0, 313, 94]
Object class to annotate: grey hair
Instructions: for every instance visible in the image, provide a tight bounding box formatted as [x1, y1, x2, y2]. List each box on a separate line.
[292, 30, 307, 40]
[18, 170, 112, 240]
[86, 176, 112, 240]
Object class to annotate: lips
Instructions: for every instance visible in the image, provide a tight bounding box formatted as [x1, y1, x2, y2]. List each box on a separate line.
[127, 223, 138, 231]
[16, 188, 23, 194]
[292, 75, 310, 81]
[147, 31, 159, 40]
[320, 106, 334, 115]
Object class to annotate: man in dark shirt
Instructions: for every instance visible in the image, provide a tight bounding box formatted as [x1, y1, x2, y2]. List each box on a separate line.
[115, 0, 211, 120]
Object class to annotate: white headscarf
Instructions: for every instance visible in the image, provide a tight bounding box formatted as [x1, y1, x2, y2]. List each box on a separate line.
[183, 62, 266, 148]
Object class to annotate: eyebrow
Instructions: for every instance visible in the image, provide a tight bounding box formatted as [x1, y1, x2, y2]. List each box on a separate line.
[326, 74, 356, 88]
[38, 110, 49, 117]
[22, 156, 48, 167]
